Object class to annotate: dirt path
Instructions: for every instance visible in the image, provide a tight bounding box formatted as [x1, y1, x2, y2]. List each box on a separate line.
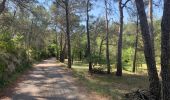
[1, 58, 107, 100]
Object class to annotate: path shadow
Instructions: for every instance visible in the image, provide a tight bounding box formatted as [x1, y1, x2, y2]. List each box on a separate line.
[1, 58, 81, 100]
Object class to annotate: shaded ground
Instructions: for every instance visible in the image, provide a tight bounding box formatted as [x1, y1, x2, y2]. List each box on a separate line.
[0, 58, 107, 100]
[72, 62, 149, 100]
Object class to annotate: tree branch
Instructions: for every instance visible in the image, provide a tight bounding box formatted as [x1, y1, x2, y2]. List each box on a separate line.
[122, 0, 131, 8]
[55, 0, 66, 10]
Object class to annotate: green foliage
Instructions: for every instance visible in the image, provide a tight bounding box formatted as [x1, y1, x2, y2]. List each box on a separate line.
[0, 4, 55, 88]
[0, 0, 163, 95]
[122, 47, 133, 67]
[91, 54, 106, 64]
[48, 43, 57, 57]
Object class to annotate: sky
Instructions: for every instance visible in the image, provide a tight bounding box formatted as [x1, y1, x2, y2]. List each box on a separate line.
[89, 0, 163, 23]
[38, 0, 163, 24]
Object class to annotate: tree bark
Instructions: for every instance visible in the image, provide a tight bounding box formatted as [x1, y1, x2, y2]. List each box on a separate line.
[0, 0, 6, 15]
[86, 0, 92, 72]
[72, 52, 74, 64]
[65, 0, 71, 68]
[116, 0, 123, 76]
[60, 42, 66, 63]
[56, 31, 59, 60]
[148, 0, 154, 41]
[148, 0, 155, 63]
[99, 37, 104, 63]
[79, 51, 81, 61]
[135, 0, 161, 99]
[59, 33, 64, 62]
[56, 48, 59, 60]
[132, 15, 139, 73]
[161, 0, 170, 99]
[104, 0, 111, 74]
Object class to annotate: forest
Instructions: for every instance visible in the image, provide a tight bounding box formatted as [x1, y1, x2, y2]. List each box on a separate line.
[0, 0, 170, 100]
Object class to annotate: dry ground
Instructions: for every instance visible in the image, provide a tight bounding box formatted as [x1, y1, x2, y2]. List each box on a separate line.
[0, 58, 108, 100]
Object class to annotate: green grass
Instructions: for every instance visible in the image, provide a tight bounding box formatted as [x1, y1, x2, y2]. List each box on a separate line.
[72, 61, 149, 100]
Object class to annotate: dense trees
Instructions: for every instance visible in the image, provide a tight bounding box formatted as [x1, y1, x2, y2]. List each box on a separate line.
[1, 0, 170, 99]
[0, 0, 54, 87]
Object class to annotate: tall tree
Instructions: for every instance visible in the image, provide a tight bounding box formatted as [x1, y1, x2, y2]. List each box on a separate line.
[161, 0, 170, 99]
[65, 0, 72, 68]
[148, 0, 155, 62]
[116, 0, 123, 76]
[148, 0, 153, 37]
[56, 33, 59, 60]
[135, 0, 161, 99]
[86, 0, 92, 72]
[132, 15, 139, 73]
[104, 0, 111, 74]
[60, 36, 66, 62]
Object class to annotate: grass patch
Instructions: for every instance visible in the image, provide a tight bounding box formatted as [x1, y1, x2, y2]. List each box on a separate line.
[72, 61, 149, 100]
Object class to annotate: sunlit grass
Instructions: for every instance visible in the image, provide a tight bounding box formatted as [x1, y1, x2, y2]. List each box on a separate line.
[72, 61, 149, 100]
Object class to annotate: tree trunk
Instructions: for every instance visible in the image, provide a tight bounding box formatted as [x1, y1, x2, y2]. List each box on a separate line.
[99, 38, 104, 63]
[0, 0, 6, 15]
[60, 43, 66, 63]
[135, 0, 161, 99]
[86, 0, 92, 72]
[148, 0, 154, 44]
[116, 0, 123, 76]
[65, 0, 71, 68]
[59, 33, 64, 62]
[148, 0, 155, 63]
[56, 32, 59, 60]
[161, 0, 170, 99]
[56, 49, 59, 60]
[148, 0, 153, 36]
[104, 0, 111, 74]
[72, 53, 74, 64]
[79, 51, 82, 61]
[132, 15, 139, 73]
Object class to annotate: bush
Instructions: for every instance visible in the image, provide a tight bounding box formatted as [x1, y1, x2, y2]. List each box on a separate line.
[0, 49, 31, 87]
[92, 66, 107, 74]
